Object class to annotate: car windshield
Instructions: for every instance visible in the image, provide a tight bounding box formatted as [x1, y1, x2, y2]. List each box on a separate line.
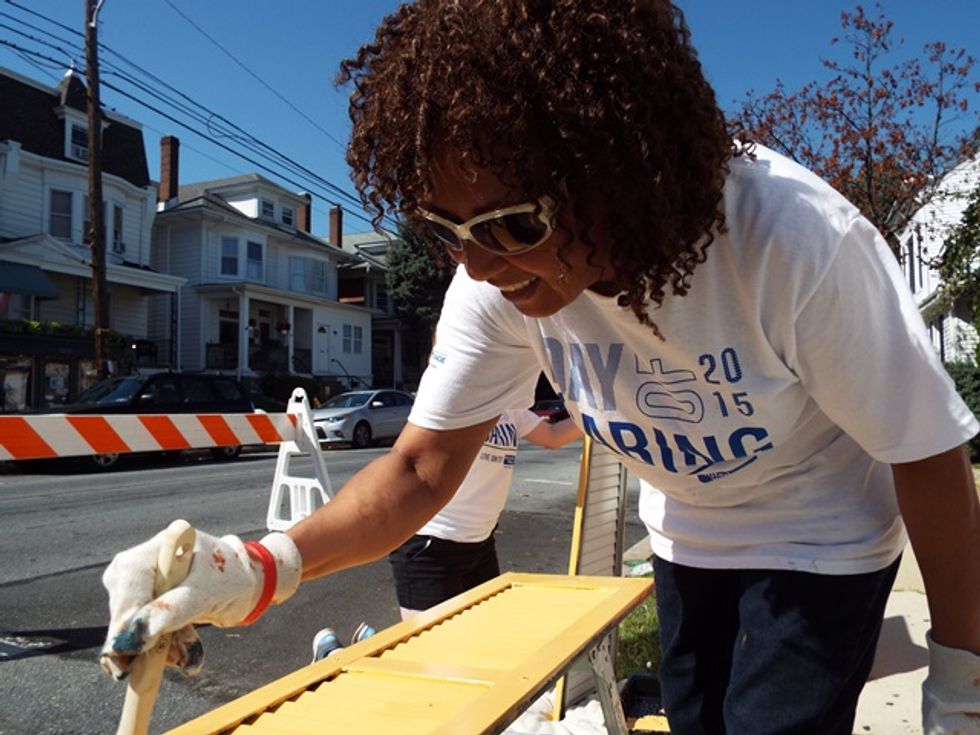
[321, 392, 372, 409]
[74, 377, 144, 404]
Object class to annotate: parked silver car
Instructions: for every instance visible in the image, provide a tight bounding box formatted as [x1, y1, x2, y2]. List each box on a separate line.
[313, 389, 415, 448]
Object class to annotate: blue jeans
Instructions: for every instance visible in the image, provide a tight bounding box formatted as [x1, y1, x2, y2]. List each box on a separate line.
[653, 555, 901, 735]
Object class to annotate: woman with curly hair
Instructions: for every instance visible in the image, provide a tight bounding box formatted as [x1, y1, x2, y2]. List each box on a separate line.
[100, 2, 979, 733]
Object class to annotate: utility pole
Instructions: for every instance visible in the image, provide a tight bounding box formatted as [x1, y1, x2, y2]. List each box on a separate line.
[84, 0, 110, 378]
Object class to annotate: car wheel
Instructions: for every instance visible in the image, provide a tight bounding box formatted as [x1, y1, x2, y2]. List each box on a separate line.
[351, 422, 372, 449]
[210, 445, 242, 460]
[89, 452, 120, 470]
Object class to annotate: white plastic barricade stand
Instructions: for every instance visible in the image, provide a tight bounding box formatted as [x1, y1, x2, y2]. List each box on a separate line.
[265, 387, 333, 531]
[553, 435, 631, 719]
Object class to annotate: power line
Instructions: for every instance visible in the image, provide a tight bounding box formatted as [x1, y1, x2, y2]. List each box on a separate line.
[160, 0, 348, 152]
[2, 0, 400, 231]
[0, 39, 390, 231]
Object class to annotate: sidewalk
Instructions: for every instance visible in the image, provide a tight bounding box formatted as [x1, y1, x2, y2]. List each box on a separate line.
[853, 549, 928, 734]
[622, 539, 930, 734]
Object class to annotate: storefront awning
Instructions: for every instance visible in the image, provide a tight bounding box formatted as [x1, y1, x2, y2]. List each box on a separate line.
[0, 262, 59, 299]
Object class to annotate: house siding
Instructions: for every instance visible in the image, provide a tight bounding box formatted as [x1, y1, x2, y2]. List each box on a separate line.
[901, 156, 980, 365]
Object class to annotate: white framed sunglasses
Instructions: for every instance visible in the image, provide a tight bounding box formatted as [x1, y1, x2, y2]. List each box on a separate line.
[416, 194, 559, 256]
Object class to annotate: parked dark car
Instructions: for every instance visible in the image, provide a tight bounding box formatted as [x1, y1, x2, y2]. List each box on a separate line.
[54, 372, 255, 469]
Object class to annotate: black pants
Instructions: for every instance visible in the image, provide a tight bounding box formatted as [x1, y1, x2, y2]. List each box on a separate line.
[653, 554, 901, 735]
[388, 532, 500, 611]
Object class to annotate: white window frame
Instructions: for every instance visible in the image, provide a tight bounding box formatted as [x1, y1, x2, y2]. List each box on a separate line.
[246, 240, 264, 281]
[69, 123, 88, 162]
[342, 324, 363, 354]
[111, 203, 124, 253]
[220, 236, 239, 276]
[281, 205, 294, 227]
[260, 199, 275, 221]
[49, 189, 73, 240]
[310, 259, 326, 294]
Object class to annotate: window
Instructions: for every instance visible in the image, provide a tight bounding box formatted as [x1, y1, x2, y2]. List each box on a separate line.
[376, 283, 389, 311]
[246, 241, 264, 280]
[69, 123, 88, 161]
[49, 189, 73, 239]
[290, 256, 306, 291]
[311, 260, 326, 294]
[915, 226, 924, 288]
[112, 204, 124, 253]
[906, 234, 916, 292]
[260, 199, 275, 220]
[0, 292, 31, 321]
[221, 237, 239, 276]
[139, 376, 181, 406]
[289, 257, 326, 294]
[181, 377, 213, 403]
[281, 206, 294, 227]
[342, 324, 363, 354]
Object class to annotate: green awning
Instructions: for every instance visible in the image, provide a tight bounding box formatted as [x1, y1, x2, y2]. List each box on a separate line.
[0, 262, 59, 299]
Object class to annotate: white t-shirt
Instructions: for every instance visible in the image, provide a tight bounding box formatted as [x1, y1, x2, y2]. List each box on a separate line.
[409, 145, 979, 574]
[419, 409, 544, 543]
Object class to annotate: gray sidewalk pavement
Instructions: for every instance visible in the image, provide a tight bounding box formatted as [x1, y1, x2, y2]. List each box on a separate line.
[622, 538, 931, 734]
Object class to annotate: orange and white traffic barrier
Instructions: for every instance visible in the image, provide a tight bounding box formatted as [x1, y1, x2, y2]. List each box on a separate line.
[0, 411, 297, 462]
[0, 388, 333, 532]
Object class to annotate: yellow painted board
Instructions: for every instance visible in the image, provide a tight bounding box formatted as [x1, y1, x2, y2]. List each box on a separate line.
[163, 573, 651, 735]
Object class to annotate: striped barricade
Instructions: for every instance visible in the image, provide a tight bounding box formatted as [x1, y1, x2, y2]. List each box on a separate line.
[0, 388, 333, 530]
[0, 411, 297, 462]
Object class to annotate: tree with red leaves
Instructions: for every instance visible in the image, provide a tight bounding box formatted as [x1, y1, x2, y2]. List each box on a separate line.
[731, 3, 979, 255]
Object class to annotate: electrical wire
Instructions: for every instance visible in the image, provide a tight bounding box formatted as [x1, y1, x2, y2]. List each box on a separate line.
[0, 39, 389, 231]
[1, 0, 401, 231]
[160, 0, 348, 152]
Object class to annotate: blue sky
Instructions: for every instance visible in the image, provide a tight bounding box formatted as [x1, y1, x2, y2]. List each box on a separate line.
[2, 1, 978, 235]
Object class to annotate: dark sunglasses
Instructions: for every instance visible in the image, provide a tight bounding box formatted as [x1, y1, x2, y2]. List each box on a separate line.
[416, 195, 559, 256]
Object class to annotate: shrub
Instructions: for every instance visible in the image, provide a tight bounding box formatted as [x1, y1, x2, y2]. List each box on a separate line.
[945, 362, 980, 462]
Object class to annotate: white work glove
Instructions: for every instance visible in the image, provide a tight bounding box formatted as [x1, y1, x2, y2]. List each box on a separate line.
[923, 631, 980, 734]
[100, 527, 302, 680]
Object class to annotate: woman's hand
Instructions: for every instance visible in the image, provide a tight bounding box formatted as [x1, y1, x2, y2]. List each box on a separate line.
[100, 527, 301, 679]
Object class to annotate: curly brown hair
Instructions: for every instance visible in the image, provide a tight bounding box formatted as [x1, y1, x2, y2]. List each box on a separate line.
[338, 0, 736, 330]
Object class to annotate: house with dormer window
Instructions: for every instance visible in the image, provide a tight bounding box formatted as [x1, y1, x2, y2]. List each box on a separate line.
[330, 222, 429, 391]
[151, 136, 374, 390]
[899, 153, 980, 364]
[0, 67, 183, 412]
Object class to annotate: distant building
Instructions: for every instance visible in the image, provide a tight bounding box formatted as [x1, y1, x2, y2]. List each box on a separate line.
[332, 222, 429, 390]
[0, 67, 183, 412]
[899, 154, 980, 365]
[151, 136, 374, 391]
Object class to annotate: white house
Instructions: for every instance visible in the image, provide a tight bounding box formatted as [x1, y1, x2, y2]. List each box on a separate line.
[0, 67, 183, 411]
[151, 137, 375, 390]
[899, 154, 980, 364]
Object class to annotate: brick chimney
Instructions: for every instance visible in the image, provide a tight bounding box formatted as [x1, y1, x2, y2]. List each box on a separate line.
[296, 192, 312, 232]
[159, 136, 179, 208]
[329, 205, 343, 247]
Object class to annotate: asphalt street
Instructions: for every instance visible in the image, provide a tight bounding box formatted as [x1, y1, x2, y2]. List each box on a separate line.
[0, 440, 645, 735]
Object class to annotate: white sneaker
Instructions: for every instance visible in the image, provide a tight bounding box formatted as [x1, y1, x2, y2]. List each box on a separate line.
[351, 622, 376, 645]
[311, 627, 342, 662]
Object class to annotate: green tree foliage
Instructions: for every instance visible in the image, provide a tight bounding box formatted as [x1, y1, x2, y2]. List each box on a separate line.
[385, 226, 453, 338]
[936, 182, 980, 361]
[731, 3, 978, 254]
[944, 362, 980, 462]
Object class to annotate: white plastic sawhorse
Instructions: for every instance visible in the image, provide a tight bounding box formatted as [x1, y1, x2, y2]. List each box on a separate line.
[265, 387, 333, 531]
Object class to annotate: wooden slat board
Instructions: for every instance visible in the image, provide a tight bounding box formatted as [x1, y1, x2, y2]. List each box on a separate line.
[555, 437, 631, 715]
[164, 573, 651, 735]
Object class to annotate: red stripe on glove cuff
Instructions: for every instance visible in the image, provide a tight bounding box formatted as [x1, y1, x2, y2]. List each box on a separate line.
[241, 540, 277, 625]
